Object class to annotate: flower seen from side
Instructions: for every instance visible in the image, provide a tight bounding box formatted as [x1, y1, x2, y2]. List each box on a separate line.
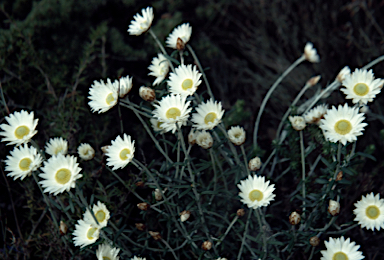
[128, 7, 154, 36]
[73, 219, 100, 248]
[289, 116, 306, 131]
[148, 53, 169, 86]
[0, 110, 38, 146]
[150, 117, 165, 134]
[96, 242, 120, 260]
[5, 144, 42, 181]
[341, 68, 382, 105]
[320, 236, 364, 260]
[303, 104, 328, 124]
[227, 126, 246, 145]
[319, 104, 367, 145]
[83, 201, 110, 228]
[196, 130, 213, 149]
[168, 64, 202, 96]
[166, 23, 192, 49]
[88, 79, 118, 113]
[191, 99, 224, 130]
[237, 175, 276, 209]
[117, 75, 133, 98]
[303, 42, 320, 63]
[39, 154, 82, 195]
[336, 66, 351, 83]
[152, 94, 191, 133]
[353, 192, 384, 231]
[106, 134, 135, 170]
[45, 137, 68, 156]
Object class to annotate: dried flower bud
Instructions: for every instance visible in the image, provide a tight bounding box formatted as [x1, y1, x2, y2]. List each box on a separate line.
[227, 126, 246, 146]
[336, 171, 343, 181]
[149, 231, 162, 240]
[248, 157, 262, 171]
[309, 236, 320, 247]
[180, 210, 191, 222]
[137, 202, 149, 211]
[101, 145, 110, 154]
[289, 116, 306, 131]
[176, 37, 185, 51]
[135, 181, 144, 187]
[201, 241, 212, 251]
[336, 66, 351, 83]
[60, 220, 67, 235]
[303, 42, 320, 63]
[188, 129, 197, 145]
[328, 200, 340, 216]
[237, 209, 245, 217]
[307, 75, 321, 87]
[289, 211, 301, 225]
[139, 86, 156, 102]
[196, 130, 213, 149]
[135, 223, 146, 231]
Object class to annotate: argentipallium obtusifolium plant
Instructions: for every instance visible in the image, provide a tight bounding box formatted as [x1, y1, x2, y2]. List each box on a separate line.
[2, 5, 384, 260]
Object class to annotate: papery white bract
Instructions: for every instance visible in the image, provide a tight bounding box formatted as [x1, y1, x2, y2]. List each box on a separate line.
[227, 126, 246, 145]
[73, 219, 100, 248]
[191, 99, 224, 130]
[106, 134, 135, 170]
[353, 192, 384, 231]
[148, 53, 169, 86]
[128, 7, 154, 36]
[45, 137, 68, 156]
[83, 201, 110, 228]
[88, 79, 118, 113]
[96, 243, 120, 260]
[304, 42, 320, 63]
[166, 23, 192, 49]
[77, 143, 95, 161]
[320, 236, 364, 260]
[168, 64, 202, 96]
[237, 175, 276, 209]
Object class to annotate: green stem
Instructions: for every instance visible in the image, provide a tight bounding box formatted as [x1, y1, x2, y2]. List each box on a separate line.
[209, 149, 218, 204]
[237, 209, 252, 260]
[256, 208, 267, 259]
[300, 131, 306, 217]
[240, 145, 250, 176]
[215, 216, 238, 247]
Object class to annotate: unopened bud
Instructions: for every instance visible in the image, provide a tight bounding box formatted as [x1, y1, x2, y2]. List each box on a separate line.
[307, 75, 321, 87]
[328, 200, 340, 216]
[176, 37, 185, 51]
[336, 66, 351, 83]
[149, 231, 162, 240]
[196, 130, 213, 149]
[289, 211, 301, 225]
[248, 157, 262, 171]
[180, 210, 191, 222]
[154, 189, 162, 201]
[137, 202, 149, 211]
[139, 86, 156, 102]
[201, 241, 212, 251]
[309, 236, 320, 247]
[60, 221, 67, 235]
[336, 171, 343, 181]
[289, 116, 306, 131]
[101, 145, 110, 154]
[188, 129, 197, 145]
[135, 223, 146, 231]
[135, 181, 144, 187]
[227, 126, 246, 146]
[237, 209, 245, 217]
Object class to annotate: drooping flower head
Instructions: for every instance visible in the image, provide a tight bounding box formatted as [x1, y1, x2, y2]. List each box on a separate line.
[117, 75, 133, 98]
[88, 79, 118, 113]
[0, 110, 38, 146]
[128, 7, 154, 36]
[5, 144, 42, 181]
[341, 68, 383, 105]
[73, 219, 100, 248]
[191, 99, 224, 130]
[39, 154, 83, 195]
[353, 192, 384, 231]
[77, 143, 95, 161]
[168, 64, 202, 96]
[83, 201, 110, 228]
[148, 53, 170, 86]
[45, 137, 68, 156]
[320, 236, 364, 260]
[166, 23, 192, 49]
[96, 243, 120, 260]
[319, 104, 367, 145]
[303, 42, 320, 63]
[106, 134, 135, 170]
[237, 175, 276, 209]
[303, 104, 328, 124]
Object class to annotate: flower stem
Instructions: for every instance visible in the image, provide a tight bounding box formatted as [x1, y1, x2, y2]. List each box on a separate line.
[148, 29, 175, 73]
[237, 208, 252, 260]
[300, 130, 306, 218]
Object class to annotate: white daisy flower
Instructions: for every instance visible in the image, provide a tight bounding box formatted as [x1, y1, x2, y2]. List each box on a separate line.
[117, 75, 133, 98]
[196, 130, 213, 149]
[237, 175, 276, 209]
[83, 201, 110, 228]
[77, 143, 95, 161]
[73, 219, 100, 248]
[227, 126, 246, 145]
[148, 53, 170, 86]
[152, 94, 192, 133]
[88, 79, 118, 113]
[127, 7, 154, 36]
[353, 192, 384, 231]
[106, 134, 135, 170]
[319, 104, 367, 145]
[45, 137, 68, 156]
[166, 23, 192, 49]
[168, 64, 202, 96]
[96, 243, 120, 260]
[303, 42, 320, 63]
[5, 144, 42, 181]
[289, 116, 306, 131]
[0, 110, 38, 146]
[38, 154, 82, 195]
[320, 236, 364, 260]
[150, 118, 165, 134]
[303, 104, 328, 124]
[131, 256, 146, 260]
[341, 68, 383, 104]
[191, 99, 224, 130]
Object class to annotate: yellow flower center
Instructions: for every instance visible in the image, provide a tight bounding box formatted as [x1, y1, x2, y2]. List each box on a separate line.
[103, 257, 111, 260]
[333, 252, 348, 260]
[119, 148, 131, 160]
[95, 210, 106, 223]
[15, 125, 30, 139]
[182, 79, 193, 90]
[19, 158, 32, 171]
[334, 120, 352, 135]
[54, 146, 64, 155]
[55, 168, 71, 184]
[366, 205, 380, 219]
[204, 112, 217, 125]
[249, 189, 263, 202]
[86, 227, 98, 240]
[106, 93, 115, 105]
[157, 121, 163, 129]
[234, 133, 241, 138]
[353, 83, 369, 96]
[166, 107, 181, 119]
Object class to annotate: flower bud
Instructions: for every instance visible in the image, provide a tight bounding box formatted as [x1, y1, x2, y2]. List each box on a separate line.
[139, 86, 156, 102]
[196, 130, 213, 149]
[149, 231, 162, 240]
[201, 241, 212, 251]
[135, 181, 144, 187]
[101, 145, 110, 154]
[60, 220, 68, 235]
[227, 126, 246, 146]
[309, 236, 320, 247]
[289, 116, 306, 131]
[303, 42, 320, 63]
[336, 171, 343, 181]
[188, 129, 197, 145]
[77, 143, 95, 161]
[289, 211, 301, 225]
[176, 37, 185, 51]
[137, 202, 150, 211]
[328, 200, 340, 216]
[154, 189, 162, 201]
[237, 209, 245, 217]
[306, 75, 321, 87]
[118, 75, 133, 98]
[180, 210, 191, 222]
[248, 157, 262, 171]
[135, 223, 146, 231]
